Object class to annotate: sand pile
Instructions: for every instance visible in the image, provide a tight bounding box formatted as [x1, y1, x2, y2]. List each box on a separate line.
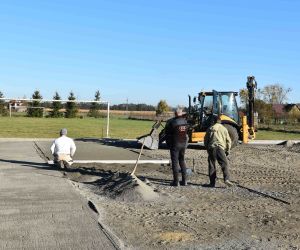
[281, 140, 300, 152]
[288, 142, 300, 153]
[281, 140, 296, 147]
[95, 172, 159, 202]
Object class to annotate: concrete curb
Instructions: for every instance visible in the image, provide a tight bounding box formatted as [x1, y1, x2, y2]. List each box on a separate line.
[247, 140, 300, 145]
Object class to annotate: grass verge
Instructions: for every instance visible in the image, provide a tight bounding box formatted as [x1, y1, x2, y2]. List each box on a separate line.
[0, 117, 155, 139]
[0, 117, 299, 140]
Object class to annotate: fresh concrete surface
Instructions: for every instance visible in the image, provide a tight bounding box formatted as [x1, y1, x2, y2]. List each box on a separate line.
[36, 139, 151, 161]
[0, 141, 118, 250]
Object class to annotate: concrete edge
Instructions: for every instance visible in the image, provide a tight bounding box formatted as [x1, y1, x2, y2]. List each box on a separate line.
[48, 160, 170, 165]
[1, 138, 299, 145]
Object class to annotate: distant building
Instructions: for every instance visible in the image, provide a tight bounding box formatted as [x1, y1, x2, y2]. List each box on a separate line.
[9, 100, 27, 112]
[272, 104, 300, 123]
[272, 104, 284, 118]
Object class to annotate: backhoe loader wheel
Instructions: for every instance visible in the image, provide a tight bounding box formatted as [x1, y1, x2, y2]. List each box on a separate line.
[223, 124, 239, 149]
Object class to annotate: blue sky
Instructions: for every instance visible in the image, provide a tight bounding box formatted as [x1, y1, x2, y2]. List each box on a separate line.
[0, 0, 299, 106]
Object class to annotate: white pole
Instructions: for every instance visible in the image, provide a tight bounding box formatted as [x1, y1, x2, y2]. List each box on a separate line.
[9, 103, 11, 118]
[106, 102, 110, 138]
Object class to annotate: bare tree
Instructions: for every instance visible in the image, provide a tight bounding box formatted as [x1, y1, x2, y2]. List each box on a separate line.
[260, 84, 291, 104]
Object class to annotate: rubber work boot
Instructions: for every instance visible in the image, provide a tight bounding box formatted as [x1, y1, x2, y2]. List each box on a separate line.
[171, 171, 179, 186]
[203, 183, 215, 188]
[180, 172, 187, 186]
[171, 181, 179, 187]
[225, 180, 234, 187]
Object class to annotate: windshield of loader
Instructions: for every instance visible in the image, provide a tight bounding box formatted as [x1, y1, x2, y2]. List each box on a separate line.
[220, 93, 239, 123]
[202, 95, 213, 113]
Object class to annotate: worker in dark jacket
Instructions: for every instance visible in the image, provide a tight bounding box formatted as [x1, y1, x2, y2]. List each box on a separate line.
[165, 108, 189, 186]
[204, 115, 234, 187]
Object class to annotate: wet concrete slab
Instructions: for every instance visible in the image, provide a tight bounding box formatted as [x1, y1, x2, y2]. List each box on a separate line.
[0, 141, 119, 249]
[35, 139, 151, 161]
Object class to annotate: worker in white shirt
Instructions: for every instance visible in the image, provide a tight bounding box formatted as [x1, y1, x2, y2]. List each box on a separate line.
[50, 128, 76, 168]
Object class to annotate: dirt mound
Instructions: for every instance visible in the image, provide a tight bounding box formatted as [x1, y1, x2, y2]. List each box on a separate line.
[280, 140, 296, 147]
[288, 142, 300, 153]
[280, 140, 300, 152]
[94, 172, 159, 202]
[64, 171, 100, 183]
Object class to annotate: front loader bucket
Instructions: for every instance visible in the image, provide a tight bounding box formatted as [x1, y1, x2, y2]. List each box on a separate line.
[138, 134, 159, 150]
[137, 121, 162, 150]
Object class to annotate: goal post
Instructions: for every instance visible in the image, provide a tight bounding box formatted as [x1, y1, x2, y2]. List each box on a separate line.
[0, 97, 110, 138]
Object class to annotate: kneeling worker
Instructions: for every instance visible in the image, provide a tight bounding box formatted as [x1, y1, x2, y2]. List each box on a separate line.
[165, 108, 189, 186]
[204, 116, 234, 187]
[51, 128, 76, 168]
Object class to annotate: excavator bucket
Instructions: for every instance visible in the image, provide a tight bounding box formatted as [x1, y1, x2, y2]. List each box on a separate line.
[137, 121, 162, 150]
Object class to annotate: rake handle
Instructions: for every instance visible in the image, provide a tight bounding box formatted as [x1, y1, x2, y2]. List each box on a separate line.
[131, 138, 146, 176]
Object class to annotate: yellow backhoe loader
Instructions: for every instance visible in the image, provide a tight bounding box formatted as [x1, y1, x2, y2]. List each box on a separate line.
[139, 76, 257, 149]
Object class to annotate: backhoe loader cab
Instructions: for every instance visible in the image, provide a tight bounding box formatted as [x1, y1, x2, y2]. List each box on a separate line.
[188, 90, 241, 148]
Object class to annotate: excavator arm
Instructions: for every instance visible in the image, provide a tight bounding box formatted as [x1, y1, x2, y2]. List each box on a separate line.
[246, 76, 257, 139]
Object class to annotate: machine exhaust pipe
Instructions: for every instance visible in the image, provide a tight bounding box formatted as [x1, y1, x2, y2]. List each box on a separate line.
[188, 95, 191, 114]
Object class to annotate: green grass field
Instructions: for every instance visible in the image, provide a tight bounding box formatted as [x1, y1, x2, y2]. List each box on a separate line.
[0, 117, 299, 140]
[0, 117, 155, 139]
[255, 131, 300, 140]
[256, 124, 300, 140]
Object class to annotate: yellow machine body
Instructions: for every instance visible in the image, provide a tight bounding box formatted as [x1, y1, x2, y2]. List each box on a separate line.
[190, 114, 240, 143]
[190, 132, 206, 142]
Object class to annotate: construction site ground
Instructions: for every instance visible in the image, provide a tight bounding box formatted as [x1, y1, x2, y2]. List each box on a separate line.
[1, 139, 299, 249]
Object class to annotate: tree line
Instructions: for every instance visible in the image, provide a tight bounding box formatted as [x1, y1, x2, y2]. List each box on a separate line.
[2, 83, 293, 122]
[0, 90, 102, 118]
[110, 103, 156, 111]
[0, 90, 172, 118]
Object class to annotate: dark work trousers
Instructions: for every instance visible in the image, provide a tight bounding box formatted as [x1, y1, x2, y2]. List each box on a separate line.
[207, 146, 230, 185]
[170, 144, 187, 183]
